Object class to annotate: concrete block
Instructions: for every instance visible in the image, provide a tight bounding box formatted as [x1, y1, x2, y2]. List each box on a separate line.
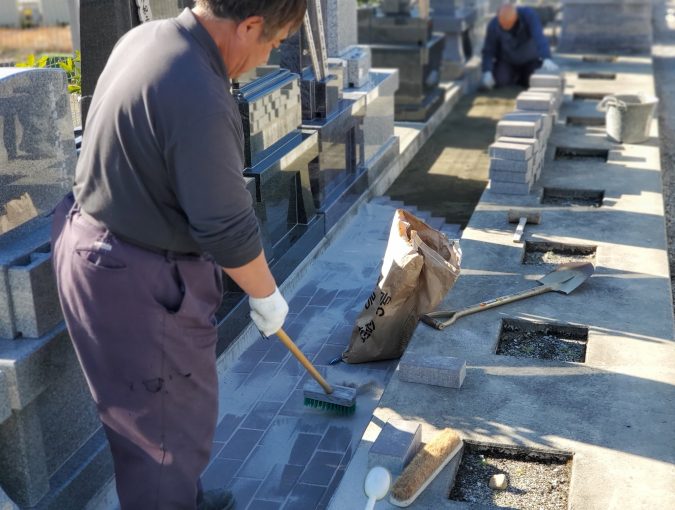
[398, 353, 467, 388]
[501, 111, 545, 129]
[516, 92, 555, 112]
[530, 74, 563, 89]
[489, 157, 534, 173]
[496, 120, 538, 139]
[497, 136, 540, 153]
[490, 168, 533, 184]
[489, 141, 533, 161]
[7, 250, 62, 339]
[489, 181, 533, 195]
[368, 419, 422, 475]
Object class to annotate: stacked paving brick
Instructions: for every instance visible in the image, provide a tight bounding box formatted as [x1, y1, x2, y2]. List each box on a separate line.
[488, 69, 564, 194]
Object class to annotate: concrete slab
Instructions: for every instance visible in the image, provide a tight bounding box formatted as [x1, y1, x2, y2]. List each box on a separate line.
[329, 56, 675, 509]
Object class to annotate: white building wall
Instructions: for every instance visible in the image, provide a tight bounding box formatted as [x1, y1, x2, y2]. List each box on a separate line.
[40, 0, 70, 25]
[0, 0, 18, 27]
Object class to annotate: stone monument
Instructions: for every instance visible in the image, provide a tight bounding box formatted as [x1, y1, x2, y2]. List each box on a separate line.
[431, 0, 478, 80]
[358, 0, 446, 121]
[559, 0, 652, 54]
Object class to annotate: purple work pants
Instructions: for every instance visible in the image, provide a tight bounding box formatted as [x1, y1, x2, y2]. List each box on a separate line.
[51, 195, 223, 509]
[494, 58, 542, 88]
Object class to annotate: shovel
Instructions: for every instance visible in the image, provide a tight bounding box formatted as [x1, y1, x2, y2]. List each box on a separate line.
[420, 262, 594, 330]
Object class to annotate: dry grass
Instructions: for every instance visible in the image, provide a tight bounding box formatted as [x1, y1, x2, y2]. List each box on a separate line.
[0, 26, 73, 62]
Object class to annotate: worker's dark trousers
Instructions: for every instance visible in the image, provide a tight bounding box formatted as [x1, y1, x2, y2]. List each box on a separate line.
[51, 195, 223, 509]
[494, 59, 542, 88]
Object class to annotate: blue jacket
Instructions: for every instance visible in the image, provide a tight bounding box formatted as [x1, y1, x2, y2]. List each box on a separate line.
[481, 7, 551, 72]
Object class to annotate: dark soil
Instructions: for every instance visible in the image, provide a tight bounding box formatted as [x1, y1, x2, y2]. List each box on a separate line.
[497, 321, 588, 362]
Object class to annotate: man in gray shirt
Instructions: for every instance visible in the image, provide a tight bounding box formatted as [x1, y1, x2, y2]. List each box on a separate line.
[52, 1, 306, 508]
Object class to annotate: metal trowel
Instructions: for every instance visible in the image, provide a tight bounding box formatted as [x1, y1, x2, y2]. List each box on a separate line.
[420, 262, 595, 330]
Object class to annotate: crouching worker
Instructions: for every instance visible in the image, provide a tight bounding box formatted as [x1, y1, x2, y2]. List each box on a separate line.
[51, 0, 306, 508]
[481, 3, 558, 90]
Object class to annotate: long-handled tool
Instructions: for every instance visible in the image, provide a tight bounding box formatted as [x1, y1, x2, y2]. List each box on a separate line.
[276, 328, 357, 414]
[420, 262, 594, 330]
[508, 209, 541, 243]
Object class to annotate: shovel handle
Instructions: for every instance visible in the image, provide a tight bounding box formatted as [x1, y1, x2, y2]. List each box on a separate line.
[276, 328, 333, 394]
[427, 284, 554, 329]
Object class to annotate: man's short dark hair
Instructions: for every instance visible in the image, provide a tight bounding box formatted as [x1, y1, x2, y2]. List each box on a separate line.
[196, 0, 307, 39]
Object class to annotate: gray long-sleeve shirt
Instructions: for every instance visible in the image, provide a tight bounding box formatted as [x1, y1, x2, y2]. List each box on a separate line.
[74, 8, 262, 268]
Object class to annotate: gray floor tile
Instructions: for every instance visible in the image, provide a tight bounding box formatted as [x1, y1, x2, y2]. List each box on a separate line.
[213, 414, 243, 442]
[229, 478, 261, 509]
[201, 458, 242, 491]
[282, 483, 326, 510]
[248, 500, 282, 510]
[241, 401, 283, 430]
[254, 464, 304, 502]
[299, 451, 343, 486]
[317, 425, 352, 453]
[288, 433, 322, 465]
[219, 428, 264, 460]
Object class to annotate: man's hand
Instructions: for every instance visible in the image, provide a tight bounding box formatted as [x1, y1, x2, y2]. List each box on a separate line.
[541, 59, 559, 73]
[249, 287, 289, 337]
[481, 71, 495, 90]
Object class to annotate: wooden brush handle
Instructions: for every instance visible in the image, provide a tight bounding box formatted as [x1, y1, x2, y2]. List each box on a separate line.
[276, 328, 333, 394]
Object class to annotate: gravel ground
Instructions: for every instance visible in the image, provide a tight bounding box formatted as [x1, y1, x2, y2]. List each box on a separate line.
[449, 444, 572, 509]
[653, 1, 675, 312]
[497, 322, 587, 362]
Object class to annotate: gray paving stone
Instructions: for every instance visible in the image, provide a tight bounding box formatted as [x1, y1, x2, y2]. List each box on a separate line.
[263, 344, 291, 363]
[496, 120, 538, 139]
[261, 373, 301, 403]
[489, 141, 533, 161]
[219, 428, 264, 460]
[317, 425, 353, 453]
[237, 446, 279, 480]
[530, 74, 563, 89]
[489, 157, 534, 173]
[310, 289, 339, 307]
[213, 414, 243, 443]
[255, 464, 304, 502]
[299, 451, 343, 485]
[288, 433, 323, 465]
[490, 169, 533, 184]
[497, 136, 541, 153]
[282, 483, 326, 510]
[241, 402, 283, 431]
[398, 353, 467, 388]
[229, 477, 261, 509]
[249, 500, 281, 510]
[368, 418, 421, 475]
[516, 92, 555, 112]
[0, 485, 18, 510]
[201, 458, 242, 491]
[426, 216, 446, 230]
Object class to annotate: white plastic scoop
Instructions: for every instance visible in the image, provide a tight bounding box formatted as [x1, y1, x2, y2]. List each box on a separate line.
[364, 466, 392, 510]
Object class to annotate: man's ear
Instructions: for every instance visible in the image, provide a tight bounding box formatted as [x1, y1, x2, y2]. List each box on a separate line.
[236, 15, 265, 42]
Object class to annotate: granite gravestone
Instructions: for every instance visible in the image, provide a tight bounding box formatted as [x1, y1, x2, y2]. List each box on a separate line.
[431, 0, 477, 80]
[0, 67, 104, 510]
[358, 0, 446, 121]
[279, 0, 371, 230]
[559, 0, 652, 54]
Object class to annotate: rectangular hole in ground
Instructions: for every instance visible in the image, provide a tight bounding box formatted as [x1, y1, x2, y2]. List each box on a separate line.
[566, 116, 605, 127]
[541, 187, 605, 207]
[582, 55, 617, 63]
[522, 241, 597, 266]
[449, 441, 573, 509]
[573, 91, 609, 101]
[577, 72, 616, 80]
[554, 146, 609, 162]
[496, 318, 588, 362]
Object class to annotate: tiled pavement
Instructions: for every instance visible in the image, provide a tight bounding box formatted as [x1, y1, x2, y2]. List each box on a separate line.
[201, 198, 461, 510]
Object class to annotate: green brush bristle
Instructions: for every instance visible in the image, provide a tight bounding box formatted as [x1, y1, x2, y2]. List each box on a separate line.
[304, 397, 356, 415]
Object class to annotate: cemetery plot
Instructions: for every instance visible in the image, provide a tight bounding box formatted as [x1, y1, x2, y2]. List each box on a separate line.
[541, 187, 605, 207]
[449, 441, 572, 510]
[496, 318, 588, 362]
[554, 146, 609, 162]
[522, 241, 597, 266]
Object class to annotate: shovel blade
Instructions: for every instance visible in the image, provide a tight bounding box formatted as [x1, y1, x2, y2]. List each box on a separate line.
[538, 262, 595, 294]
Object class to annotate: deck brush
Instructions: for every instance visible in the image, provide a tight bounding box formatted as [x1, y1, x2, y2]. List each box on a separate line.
[275, 328, 357, 415]
[389, 428, 463, 507]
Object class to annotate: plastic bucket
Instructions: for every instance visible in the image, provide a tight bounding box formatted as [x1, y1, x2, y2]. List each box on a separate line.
[597, 93, 658, 144]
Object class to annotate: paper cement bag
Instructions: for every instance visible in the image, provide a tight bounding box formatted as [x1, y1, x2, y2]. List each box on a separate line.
[342, 209, 461, 363]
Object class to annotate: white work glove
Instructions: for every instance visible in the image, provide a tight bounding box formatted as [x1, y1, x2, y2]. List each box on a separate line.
[541, 58, 559, 72]
[481, 71, 495, 90]
[249, 287, 289, 337]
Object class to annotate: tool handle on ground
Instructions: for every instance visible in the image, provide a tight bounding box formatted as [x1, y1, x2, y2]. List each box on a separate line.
[513, 217, 527, 243]
[456, 284, 554, 320]
[276, 328, 333, 394]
